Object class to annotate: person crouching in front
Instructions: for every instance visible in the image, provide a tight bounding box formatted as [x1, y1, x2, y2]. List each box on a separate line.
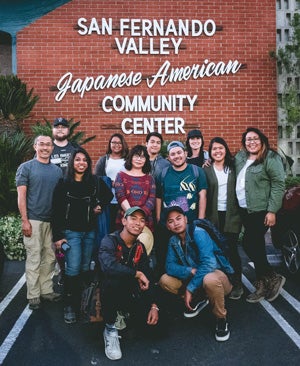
[99, 206, 159, 360]
[159, 206, 233, 342]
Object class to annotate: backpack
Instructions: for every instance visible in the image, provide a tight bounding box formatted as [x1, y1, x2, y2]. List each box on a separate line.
[191, 218, 229, 256]
[80, 280, 103, 323]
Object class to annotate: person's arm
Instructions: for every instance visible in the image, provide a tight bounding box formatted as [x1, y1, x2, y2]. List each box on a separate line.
[17, 185, 32, 237]
[156, 197, 162, 223]
[138, 175, 156, 216]
[198, 189, 207, 219]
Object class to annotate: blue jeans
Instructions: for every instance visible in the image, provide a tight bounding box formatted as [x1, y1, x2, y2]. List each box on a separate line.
[64, 230, 96, 276]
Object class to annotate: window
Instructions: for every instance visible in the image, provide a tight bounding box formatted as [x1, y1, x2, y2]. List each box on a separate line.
[276, 29, 282, 43]
[284, 29, 290, 42]
[278, 94, 283, 107]
[288, 141, 293, 154]
[276, 0, 281, 10]
[278, 125, 283, 138]
[283, 0, 289, 10]
[0, 31, 12, 75]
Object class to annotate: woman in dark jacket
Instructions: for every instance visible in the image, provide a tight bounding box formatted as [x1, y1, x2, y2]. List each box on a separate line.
[204, 137, 243, 300]
[52, 147, 113, 324]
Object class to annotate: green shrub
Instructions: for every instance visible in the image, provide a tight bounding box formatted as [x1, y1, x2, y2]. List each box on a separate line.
[31, 118, 96, 146]
[285, 176, 300, 189]
[0, 215, 25, 261]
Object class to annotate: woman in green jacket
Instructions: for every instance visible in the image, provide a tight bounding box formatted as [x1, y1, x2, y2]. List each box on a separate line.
[204, 137, 243, 300]
[235, 127, 285, 303]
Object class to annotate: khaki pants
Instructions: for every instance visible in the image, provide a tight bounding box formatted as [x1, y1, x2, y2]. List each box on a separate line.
[159, 269, 232, 318]
[24, 220, 56, 299]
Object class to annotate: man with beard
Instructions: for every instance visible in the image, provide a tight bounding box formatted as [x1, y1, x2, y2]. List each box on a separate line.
[50, 117, 79, 286]
[50, 117, 79, 176]
[155, 141, 207, 275]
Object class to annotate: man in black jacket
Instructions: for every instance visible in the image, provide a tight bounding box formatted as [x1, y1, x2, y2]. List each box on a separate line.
[99, 206, 159, 361]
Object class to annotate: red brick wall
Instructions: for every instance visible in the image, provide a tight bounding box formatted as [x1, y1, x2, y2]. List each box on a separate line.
[17, 0, 277, 163]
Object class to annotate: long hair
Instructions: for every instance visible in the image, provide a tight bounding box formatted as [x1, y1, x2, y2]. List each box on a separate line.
[208, 137, 234, 173]
[66, 147, 93, 182]
[105, 133, 129, 158]
[125, 145, 151, 174]
[186, 130, 205, 160]
[241, 127, 274, 165]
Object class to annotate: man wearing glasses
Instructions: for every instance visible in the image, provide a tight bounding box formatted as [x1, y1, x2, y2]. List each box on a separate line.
[16, 135, 63, 310]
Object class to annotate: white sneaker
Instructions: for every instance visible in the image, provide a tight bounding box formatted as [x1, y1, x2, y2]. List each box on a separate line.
[103, 327, 122, 360]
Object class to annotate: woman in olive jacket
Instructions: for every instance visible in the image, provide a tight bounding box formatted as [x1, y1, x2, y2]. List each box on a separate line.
[204, 137, 243, 300]
[235, 127, 285, 304]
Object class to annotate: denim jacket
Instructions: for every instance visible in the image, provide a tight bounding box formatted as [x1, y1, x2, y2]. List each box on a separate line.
[165, 226, 233, 293]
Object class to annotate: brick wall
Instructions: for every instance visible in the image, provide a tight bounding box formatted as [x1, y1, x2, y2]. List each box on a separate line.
[17, 0, 277, 163]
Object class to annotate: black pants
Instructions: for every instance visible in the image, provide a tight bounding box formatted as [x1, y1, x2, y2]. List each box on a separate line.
[101, 276, 152, 325]
[218, 211, 242, 277]
[240, 209, 273, 278]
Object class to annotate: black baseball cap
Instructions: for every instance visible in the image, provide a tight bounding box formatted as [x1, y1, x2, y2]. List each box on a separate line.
[165, 205, 185, 219]
[53, 117, 69, 127]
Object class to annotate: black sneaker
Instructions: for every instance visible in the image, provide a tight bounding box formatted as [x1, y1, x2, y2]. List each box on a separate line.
[183, 299, 209, 318]
[215, 318, 230, 341]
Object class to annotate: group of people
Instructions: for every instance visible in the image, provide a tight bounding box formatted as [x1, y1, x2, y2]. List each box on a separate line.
[15, 118, 286, 361]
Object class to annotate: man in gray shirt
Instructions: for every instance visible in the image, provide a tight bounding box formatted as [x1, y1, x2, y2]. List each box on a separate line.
[16, 135, 63, 310]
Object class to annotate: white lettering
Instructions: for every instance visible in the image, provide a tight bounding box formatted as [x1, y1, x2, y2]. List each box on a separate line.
[121, 117, 186, 135]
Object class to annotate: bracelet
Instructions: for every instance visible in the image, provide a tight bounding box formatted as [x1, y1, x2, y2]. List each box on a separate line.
[151, 306, 159, 311]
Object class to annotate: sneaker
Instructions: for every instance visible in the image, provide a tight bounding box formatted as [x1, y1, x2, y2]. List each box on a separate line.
[246, 278, 268, 303]
[215, 318, 230, 341]
[103, 327, 122, 360]
[229, 283, 244, 300]
[115, 311, 127, 330]
[265, 273, 286, 302]
[41, 292, 62, 302]
[184, 299, 209, 318]
[64, 306, 76, 324]
[28, 297, 41, 310]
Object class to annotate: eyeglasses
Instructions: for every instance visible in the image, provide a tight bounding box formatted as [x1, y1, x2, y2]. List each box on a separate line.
[111, 141, 122, 145]
[133, 154, 146, 160]
[245, 137, 260, 143]
[36, 142, 53, 147]
[53, 125, 68, 130]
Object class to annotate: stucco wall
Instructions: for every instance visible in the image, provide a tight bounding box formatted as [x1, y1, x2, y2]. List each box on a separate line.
[17, 0, 277, 162]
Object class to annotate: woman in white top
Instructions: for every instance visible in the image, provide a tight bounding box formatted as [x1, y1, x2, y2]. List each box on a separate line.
[94, 133, 129, 232]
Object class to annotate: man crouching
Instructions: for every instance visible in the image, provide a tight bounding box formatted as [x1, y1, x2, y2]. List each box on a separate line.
[159, 206, 233, 342]
[99, 206, 159, 360]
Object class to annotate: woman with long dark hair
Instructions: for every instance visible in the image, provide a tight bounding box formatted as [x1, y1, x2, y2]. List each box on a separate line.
[114, 145, 156, 232]
[52, 147, 113, 324]
[204, 137, 243, 299]
[94, 133, 129, 231]
[235, 127, 285, 303]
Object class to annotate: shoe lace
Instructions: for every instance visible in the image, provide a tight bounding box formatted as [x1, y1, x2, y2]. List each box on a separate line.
[106, 332, 121, 350]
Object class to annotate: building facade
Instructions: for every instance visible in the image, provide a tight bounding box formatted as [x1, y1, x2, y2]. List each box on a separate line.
[1, 1, 279, 164]
[276, 0, 300, 176]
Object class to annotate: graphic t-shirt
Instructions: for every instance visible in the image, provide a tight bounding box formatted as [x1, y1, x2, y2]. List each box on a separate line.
[157, 164, 207, 223]
[51, 142, 77, 174]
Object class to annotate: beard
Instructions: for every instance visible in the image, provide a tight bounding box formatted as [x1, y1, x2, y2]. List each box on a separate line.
[54, 134, 68, 142]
